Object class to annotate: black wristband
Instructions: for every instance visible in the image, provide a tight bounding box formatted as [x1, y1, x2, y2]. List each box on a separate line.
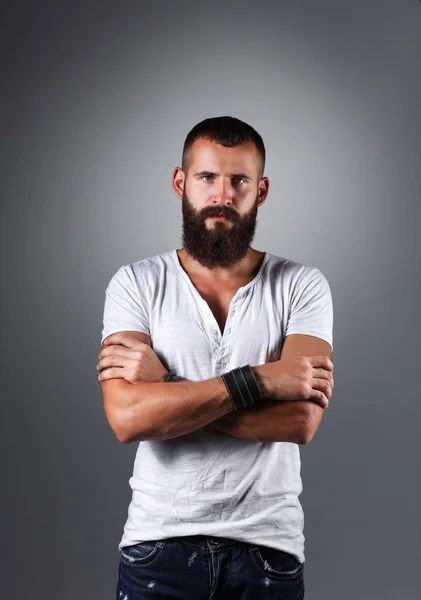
[163, 371, 182, 382]
[221, 369, 249, 410]
[221, 365, 264, 411]
[240, 364, 264, 403]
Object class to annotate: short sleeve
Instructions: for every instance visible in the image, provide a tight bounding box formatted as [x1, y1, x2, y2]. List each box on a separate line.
[100, 264, 150, 344]
[285, 267, 333, 350]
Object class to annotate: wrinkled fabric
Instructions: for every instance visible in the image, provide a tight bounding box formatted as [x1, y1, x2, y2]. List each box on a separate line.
[101, 249, 333, 564]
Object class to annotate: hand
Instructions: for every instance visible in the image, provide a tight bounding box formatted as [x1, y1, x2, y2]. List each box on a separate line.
[97, 333, 169, 384]
[253, 355, 334, 409]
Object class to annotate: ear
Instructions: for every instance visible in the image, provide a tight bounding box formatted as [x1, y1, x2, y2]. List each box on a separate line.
[172, 167, 185, 200]
[257, 176, 270, 207]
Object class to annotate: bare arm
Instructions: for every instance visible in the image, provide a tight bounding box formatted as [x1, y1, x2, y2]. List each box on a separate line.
[100, 372, 233, 444]
[98, 332, 237, 443]
[98, 332, 333, 444]
[204, 399, 311, 443]
[207, 334, 333, 443]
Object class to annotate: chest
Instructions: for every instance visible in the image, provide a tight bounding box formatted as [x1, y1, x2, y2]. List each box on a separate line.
[148, 270, 286, 380]
[191, 282, 239, 335]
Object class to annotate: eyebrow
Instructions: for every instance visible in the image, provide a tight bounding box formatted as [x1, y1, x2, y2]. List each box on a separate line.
[194, 170, 252, 181]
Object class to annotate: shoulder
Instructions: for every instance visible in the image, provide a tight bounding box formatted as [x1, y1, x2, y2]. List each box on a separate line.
[107, 249, 176, 289]
[264, 252, 329, 290]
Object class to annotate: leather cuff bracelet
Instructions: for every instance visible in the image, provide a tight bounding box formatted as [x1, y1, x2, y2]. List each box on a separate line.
[221, 364, 264, 411]
[164, 371, 182, 382]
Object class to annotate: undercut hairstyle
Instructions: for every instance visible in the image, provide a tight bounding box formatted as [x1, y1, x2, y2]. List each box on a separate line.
[181, 116, 266, 180]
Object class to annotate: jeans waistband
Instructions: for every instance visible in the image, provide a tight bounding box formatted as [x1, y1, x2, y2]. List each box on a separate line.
[167, 534, 250, 551]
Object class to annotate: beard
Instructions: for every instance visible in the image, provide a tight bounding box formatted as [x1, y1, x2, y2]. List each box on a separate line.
[181, 189, 259, 269]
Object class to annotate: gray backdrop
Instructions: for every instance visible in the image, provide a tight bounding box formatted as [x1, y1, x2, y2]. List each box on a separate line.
[1, 1, 420, 599]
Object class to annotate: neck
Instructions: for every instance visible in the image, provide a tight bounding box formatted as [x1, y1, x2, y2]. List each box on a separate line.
[176, 247, 265, 282]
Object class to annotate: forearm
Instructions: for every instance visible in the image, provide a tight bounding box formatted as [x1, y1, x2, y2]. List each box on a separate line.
[120, 376, 232, 443]
[119, 360, 323, 444]
[206, 399, 311, 443]
[135, 374, 307, 444]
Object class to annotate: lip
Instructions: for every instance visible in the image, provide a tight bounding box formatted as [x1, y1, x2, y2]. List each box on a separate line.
[208, 215, 230, 220]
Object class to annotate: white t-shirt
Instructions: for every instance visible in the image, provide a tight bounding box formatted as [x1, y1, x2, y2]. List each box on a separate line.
[101, 249, 333, 563]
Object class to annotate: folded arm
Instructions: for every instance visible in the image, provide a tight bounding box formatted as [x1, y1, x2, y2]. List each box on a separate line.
[99, 368, 233, 444]
[204, 398, 312, 443]
[98, 331, 333, 444]
[207, 334, 333, 443]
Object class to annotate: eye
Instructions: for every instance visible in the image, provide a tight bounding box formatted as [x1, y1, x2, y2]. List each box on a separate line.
[233, 177, 245, 185]
[202, 175, 214, 182]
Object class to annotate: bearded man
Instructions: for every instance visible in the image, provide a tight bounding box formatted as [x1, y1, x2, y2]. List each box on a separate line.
[97, 115, 334, 600]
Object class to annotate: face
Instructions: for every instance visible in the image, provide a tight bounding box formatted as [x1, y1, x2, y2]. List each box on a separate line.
[177, 139, 267, 269]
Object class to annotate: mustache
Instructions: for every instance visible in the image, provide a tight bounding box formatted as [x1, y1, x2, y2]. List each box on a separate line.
[197, 206, 239, 222]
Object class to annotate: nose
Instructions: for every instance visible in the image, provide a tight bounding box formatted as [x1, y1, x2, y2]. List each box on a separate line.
[213, 180, 232, 206]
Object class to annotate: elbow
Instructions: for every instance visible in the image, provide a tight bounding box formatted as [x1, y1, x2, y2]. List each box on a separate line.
[111, 408, 145, 445]
[100, 379, 150, 444]
[116, 429, 133, 444]
[117, 406, 154, 444]
[115, 424, 143, 445]
[110, 415, 132, 444]
[295, 426, 315, 445]
[295, 404, 324, 444]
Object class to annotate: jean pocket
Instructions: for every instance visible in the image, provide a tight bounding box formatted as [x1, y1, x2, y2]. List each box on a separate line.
[119, 540, 167, 567]
[248, 544, 303, 580]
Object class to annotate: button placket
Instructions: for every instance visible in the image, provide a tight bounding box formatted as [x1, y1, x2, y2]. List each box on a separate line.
[200, 301, 220, 350]
[214, 303, 237, 368]
[196, 284, 244, 356]
[223, 295, 239, 340]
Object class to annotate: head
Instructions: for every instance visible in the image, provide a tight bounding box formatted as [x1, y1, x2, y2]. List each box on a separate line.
[172, 116, 270, 269]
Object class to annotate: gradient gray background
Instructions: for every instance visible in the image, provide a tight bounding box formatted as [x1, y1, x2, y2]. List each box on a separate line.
[1, 1, 420, 598]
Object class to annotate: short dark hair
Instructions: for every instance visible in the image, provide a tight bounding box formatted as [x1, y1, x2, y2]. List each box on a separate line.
[181, 116, 266, 180]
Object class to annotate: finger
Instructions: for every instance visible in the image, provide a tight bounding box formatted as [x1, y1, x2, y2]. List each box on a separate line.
[99, 344, 139, 360]
[98, 367, 126, 381]
[313, 391, 329, 409]
[313, 368, 334, 385]
[103, 332, 144, 349]
[98, 355, 132, 372]
[312, 378, 332, 399]
[309, 355, 334, 371]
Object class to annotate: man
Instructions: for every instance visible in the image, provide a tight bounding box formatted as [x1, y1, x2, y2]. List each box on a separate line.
[97, 116, 334, 600]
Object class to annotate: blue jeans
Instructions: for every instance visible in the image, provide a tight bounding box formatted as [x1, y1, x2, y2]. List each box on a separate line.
[116, 534, 305, 599]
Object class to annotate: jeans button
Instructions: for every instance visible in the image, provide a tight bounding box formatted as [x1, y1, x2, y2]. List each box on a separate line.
[209, 538, 220, 546]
